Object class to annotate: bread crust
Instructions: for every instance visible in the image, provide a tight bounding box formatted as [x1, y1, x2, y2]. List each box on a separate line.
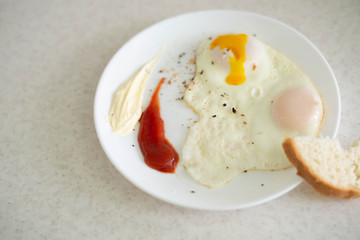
[282, 137, 360, 199]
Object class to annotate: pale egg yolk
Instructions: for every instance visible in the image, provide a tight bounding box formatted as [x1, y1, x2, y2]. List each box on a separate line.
[210, 34, 248, 85]
[272, 88, 323, 131]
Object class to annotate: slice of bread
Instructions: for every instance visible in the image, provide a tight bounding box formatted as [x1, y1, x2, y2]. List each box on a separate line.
[282, 137, 360, 199]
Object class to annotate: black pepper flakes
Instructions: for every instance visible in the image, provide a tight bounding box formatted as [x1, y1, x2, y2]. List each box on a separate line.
[232, 107, 237, 113]
[200, 70, 204, 75]
[211, 61, 214, 65]
[212, 115, 217, 118]
[132, 144, 135, 147]
[261, 184, 264, 186]
[244, 170, 248, 173]
[223, 103, 227, 106]
[191, 190, 196, 193]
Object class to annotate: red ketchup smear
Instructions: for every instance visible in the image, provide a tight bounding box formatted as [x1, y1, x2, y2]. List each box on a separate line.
[138, 78, 179, 173]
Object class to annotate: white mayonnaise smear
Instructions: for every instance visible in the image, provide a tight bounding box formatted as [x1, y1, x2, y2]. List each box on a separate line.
[108, 51, 162, 135]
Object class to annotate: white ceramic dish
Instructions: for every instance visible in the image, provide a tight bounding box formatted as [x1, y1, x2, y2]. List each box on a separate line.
[94, 10, 340, 210]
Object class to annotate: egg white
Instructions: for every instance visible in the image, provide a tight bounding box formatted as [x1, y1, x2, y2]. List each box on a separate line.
[182, 36, 323, 188]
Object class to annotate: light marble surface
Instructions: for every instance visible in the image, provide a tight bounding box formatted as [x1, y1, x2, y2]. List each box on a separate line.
[1, 0, 359, 239]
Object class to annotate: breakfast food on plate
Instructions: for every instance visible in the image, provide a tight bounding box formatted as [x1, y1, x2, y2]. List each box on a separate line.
[182, 34, 324, 188]
[138, 78, 179, 173]
[282, 137, 360, 199]
[108, 51, 161, 135]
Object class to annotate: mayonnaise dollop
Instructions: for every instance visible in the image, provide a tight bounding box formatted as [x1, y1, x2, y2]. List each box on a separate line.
[108, 51, 161, 135]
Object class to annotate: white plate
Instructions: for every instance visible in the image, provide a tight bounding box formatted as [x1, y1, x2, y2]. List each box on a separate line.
[94, 10, 340, 210]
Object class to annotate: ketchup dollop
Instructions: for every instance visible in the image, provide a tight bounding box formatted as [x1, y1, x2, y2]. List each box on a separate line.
[138, 78, 179, 173]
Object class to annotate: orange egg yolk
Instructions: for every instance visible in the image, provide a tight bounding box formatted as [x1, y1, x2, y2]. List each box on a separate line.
[210, 34, 248, 85]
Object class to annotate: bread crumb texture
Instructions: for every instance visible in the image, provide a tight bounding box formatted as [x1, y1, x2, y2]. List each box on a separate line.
[282, 137, 360, 199]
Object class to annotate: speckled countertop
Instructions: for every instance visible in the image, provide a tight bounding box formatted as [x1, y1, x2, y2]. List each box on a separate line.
[1, 0, 360, 239]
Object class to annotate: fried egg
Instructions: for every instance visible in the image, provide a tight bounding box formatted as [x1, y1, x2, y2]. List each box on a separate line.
[182, 34, 323, 188]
